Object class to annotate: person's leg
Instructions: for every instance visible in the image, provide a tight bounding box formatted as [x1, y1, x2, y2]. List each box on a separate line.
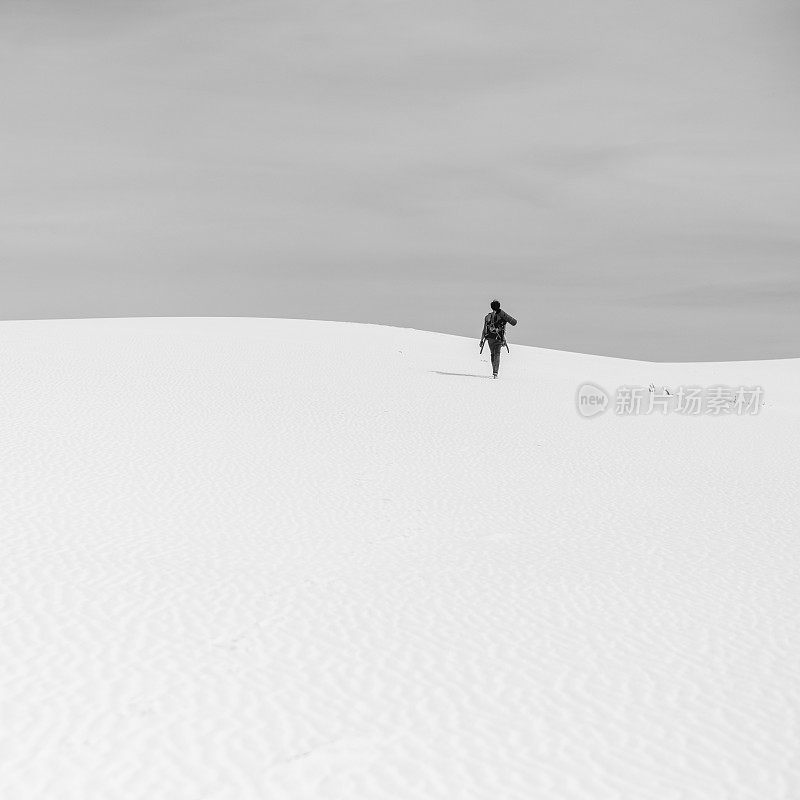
[490, 340, 501, 376]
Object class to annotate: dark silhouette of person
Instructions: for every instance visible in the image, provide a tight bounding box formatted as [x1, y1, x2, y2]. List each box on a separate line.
[480, 300, 517, 378]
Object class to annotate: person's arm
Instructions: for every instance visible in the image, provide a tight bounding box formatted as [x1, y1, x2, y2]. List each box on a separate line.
[480, 316, 489, 344]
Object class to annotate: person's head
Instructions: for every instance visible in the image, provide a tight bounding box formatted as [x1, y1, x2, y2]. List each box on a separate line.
[490, 300, 501, 311]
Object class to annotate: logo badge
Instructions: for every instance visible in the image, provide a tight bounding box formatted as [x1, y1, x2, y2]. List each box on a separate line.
[576, 383, 609, 417]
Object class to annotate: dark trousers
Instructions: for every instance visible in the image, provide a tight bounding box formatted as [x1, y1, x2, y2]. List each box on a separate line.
[487, 338, 503, 375]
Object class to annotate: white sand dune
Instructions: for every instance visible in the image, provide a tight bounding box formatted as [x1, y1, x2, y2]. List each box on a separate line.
[2, 317, 798, 799]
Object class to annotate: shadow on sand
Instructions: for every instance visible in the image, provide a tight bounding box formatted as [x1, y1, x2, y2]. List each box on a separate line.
[431, 371, 492, 379]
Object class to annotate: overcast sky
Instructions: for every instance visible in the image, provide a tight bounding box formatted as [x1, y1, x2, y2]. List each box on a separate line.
[2, 0, 798, 360]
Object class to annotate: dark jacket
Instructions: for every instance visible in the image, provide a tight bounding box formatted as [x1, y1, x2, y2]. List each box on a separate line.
[482, 309, 517, 343]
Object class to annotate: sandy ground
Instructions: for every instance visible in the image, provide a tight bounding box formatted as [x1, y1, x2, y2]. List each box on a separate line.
[2, 317, 798, 799]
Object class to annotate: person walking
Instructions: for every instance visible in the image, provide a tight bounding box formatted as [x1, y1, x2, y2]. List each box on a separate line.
[480, 300, 517, 378]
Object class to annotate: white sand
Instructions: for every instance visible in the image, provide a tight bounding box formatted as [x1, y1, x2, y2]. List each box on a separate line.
[2, 317, 798, 799]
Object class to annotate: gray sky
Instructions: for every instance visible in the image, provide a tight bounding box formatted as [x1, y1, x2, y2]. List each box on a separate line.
[2, 0, 798, 360]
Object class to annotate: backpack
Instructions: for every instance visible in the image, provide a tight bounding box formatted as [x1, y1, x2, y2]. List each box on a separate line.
[486, 311, 506, 341]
